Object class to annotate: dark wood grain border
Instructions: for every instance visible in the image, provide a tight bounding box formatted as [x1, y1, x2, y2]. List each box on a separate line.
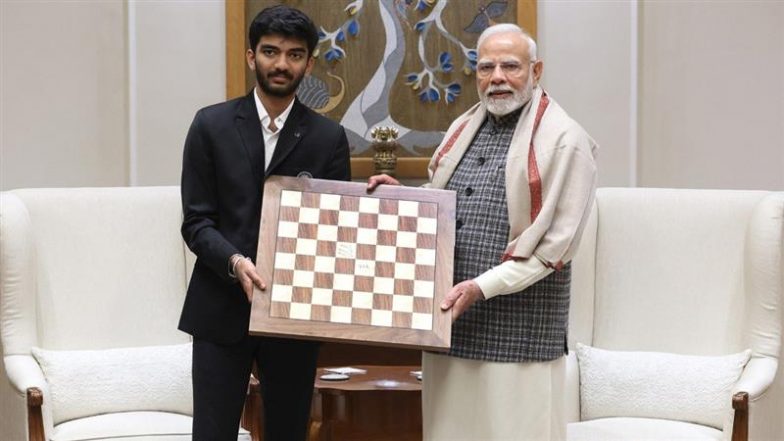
[249, 176, 455, 351]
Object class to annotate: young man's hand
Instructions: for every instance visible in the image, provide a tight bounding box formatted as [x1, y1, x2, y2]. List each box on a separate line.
[233, 256, 266, 303]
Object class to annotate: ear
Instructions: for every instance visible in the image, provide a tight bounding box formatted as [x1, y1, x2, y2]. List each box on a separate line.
[532, 60, 544, 84]
[246, 48, 256, 71]
[305, 56, 315, 75]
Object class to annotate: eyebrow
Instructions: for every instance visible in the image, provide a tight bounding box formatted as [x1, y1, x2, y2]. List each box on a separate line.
[259, 44, 307, 54]
[477, 58, 523, 65]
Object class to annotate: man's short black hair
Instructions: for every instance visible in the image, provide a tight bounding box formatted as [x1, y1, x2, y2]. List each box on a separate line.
[248, 5, 319, 56]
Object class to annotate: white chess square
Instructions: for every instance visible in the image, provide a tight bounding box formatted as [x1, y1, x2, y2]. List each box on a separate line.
[292, 270, 314, 288]
[371, 309, 393, 327]
[274, 252, 296, 270]
[415, 248, 436, 266]
[354, 259, 375, 277]
[314, 256, 336, 273]
[319, 194, 341, 210]
[289, 303, 312, 320]
[298, 207, 321, 224]
[270, 284, 293, 302]
[356, 228, 378, 245]
[396, 231, 418, 248]
[338, 210, 359, 227]
[375, 245, 397, 262]
[417, 217, 438, 234]
[295, 238, 317, 256]
[311, 288, 333, 306]
[277, 221, 299, 238]
[333, 274, 355, 291]
[397, 200, 419, 217]
[392, 295, 414, 313]
[358, 196, 380, 213]
[335, 242, 357, 259]
[330, 306, 352, 323]
[351, 291, 373, 309]
[317, 225, 338, 241]
[280, 190, 302, 207]
[377, 214, 399, 230]
[394, 263, 416, 280]
[412, 313, 433, 330]
[414, 280, 435, 298]
[373, 277, 395, 294]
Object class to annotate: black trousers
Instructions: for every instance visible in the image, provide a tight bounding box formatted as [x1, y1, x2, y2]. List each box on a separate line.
[192, 335, 319, 441]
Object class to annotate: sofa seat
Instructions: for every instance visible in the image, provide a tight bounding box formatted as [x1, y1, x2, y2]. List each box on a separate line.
[568, 417, 723, 441]
[50, 411, 251, 441]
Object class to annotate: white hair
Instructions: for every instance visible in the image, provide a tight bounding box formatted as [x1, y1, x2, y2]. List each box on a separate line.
[476, 23, 537, 61]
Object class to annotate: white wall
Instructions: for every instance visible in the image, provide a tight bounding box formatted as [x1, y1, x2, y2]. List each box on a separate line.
[132, 1, 225, 186]
[0, 0, 225, 191]
[539, 1, 635, 187]
[1, 1, 129, 190]
[639, 2, 784, 190]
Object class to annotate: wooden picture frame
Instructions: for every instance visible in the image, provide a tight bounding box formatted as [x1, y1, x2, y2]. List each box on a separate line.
[249, 176, 456, 350]
[226, 0, 537, 178]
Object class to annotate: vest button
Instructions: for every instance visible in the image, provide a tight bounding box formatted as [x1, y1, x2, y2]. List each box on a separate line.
[465, 187, 474, 196]
[478, 157, 486, 165]
[456, 219, 464, 229]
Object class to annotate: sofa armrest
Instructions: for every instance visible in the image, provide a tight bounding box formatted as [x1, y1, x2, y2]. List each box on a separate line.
[733, 357, 777, 400]
[6, 355, 47, 394]
[4, 355, 54, 440]
[730, 357, 780, 441]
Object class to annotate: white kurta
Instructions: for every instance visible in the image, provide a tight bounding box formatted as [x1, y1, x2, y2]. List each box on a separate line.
[423, 353, 566, 441]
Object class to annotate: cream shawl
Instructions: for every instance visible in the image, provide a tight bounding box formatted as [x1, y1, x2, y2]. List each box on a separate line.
[427, 86, 598, 269]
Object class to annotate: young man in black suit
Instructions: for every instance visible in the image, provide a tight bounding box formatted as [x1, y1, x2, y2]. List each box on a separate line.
[179, 5, 351, 440]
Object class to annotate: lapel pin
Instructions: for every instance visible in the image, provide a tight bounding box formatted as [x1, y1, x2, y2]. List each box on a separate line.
[294, 132, 301, 138]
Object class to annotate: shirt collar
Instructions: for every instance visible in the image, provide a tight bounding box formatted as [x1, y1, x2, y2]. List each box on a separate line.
[253, 87, 295, 131]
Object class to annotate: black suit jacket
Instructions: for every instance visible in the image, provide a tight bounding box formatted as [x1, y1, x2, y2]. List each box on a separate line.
[179, 92, 351, 344]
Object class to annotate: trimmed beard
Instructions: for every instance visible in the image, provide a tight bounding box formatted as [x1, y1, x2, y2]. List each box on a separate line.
[479, 73, 534, 117]
[256, 65, 306, 98]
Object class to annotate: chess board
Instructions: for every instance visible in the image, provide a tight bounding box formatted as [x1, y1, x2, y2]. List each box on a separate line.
[249, 175, 455, 351]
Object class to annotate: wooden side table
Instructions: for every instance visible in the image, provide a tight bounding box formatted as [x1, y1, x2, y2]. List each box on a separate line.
[309, 365, 422, 441]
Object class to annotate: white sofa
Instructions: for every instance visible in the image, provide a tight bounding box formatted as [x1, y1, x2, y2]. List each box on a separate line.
[566, 188, 784, 441]
[0, 187, 256, 441]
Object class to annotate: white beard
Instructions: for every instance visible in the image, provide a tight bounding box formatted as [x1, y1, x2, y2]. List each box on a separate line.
[479, 74, 534, 117]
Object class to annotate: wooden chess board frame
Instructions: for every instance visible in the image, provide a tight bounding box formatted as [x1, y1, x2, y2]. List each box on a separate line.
[249, 175, 455, 351]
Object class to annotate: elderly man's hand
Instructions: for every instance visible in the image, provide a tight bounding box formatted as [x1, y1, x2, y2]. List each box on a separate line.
[441, 280, 485, 322]
[366, 173, 401, 191]
[233, 257, 266, 303]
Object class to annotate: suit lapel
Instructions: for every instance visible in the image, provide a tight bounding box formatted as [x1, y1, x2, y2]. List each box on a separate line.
[235, 91, 265, 182]
[265, 99, 308, 178]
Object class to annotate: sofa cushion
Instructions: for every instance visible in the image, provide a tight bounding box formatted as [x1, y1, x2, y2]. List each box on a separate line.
[576, 343, 750, 429]
[32, 343, 192, 424]
[51, 411, 251, 441]
[568, 417, 723, 441]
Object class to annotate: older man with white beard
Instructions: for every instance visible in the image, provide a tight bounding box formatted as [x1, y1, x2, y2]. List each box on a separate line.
[368, 23, 597, 440]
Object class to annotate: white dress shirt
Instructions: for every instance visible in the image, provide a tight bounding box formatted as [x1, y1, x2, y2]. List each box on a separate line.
[253, 87, 295, 171]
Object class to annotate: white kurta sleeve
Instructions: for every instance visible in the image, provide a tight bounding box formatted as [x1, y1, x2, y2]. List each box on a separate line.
[473, 257, 554, 299]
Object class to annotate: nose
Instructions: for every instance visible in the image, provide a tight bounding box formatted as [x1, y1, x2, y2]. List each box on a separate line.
[489, 65, 506, 84]
[272, 54, 289, 70]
